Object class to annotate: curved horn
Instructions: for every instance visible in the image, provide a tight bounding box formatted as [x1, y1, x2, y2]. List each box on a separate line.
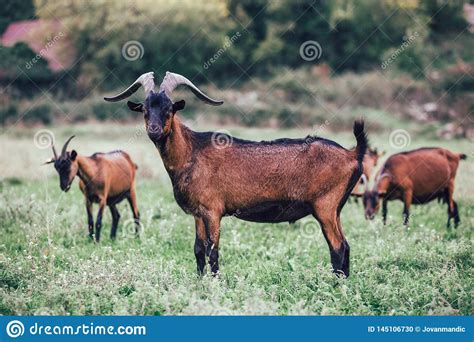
[159, 72, 223, 106]
[378, 173, 391, 183]
[43, 157, 55, 165]
[104, 72, 155, 102]
[360, 174, 369, 192]
[61, 135, 75, 158]
[51, 143, 58, 160]
[374, 173, 391, 189]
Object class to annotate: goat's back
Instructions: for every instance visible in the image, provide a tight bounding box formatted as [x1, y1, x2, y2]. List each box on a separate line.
[383, 148, 461, 195]
[90, 151, 137, 196]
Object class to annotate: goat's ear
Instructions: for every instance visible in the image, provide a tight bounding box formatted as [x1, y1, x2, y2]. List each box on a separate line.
[172, 100, 186, 113]
[43, 158, 55, 165]
[70, 150, 77, 161]
[127, 101, 143, 112]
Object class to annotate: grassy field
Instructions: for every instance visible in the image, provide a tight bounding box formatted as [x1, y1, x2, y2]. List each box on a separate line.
[0, 121, 472, 315]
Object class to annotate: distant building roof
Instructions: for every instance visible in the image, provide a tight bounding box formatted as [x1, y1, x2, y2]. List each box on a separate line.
[1, 19, 76, 71]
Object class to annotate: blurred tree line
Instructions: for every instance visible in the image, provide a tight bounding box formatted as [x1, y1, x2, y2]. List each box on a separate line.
[1, 0, 469, 91]
[0, 0, 471, 126]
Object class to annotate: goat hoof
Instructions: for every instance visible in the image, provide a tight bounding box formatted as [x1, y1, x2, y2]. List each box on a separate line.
[333, 269, 349, 278]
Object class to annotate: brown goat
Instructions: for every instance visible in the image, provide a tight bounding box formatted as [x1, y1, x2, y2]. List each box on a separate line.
[44, 136, 140, 241]
[351, 147, 385, 196]
[353, 147, 466, 227]
[104, 72, 368, 278]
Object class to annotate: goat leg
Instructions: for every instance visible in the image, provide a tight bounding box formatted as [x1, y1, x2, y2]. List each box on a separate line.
[382, 200, 388, 225]
[194, 217, 207, 275]
[109, 205, 120, 240]
[204, 215, 221, 277]
[402, 190, 412, 226]
[86, 199, 94, 239]
[95, 199, 106, 242]
[127, 187, 141, 236]
[453, 201, 460, 228]
[315, 211, 350, 278]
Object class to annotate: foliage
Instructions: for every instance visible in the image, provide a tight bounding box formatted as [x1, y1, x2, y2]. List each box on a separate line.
[0, 43, 54, 85]
[0, 105, 17, 125]
[23, 104, 53, 125]
[26, 0, 470, 90]
[421, 0, 468, 34]
[0, 0, 35, 34]
[34, 0, 236, 91]
[0, 0, 471, 126]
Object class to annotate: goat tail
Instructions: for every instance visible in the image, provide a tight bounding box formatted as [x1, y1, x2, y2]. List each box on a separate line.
[459, 153, 467, 160]
[353, 120, 368, 166]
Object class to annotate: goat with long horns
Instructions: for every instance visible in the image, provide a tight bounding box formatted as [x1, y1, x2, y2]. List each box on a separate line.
[44, 136, 140, 241]
[104, 72, 368, 277]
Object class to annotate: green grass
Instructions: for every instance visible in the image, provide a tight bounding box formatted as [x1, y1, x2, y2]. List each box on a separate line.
[0, 122, 472, 315]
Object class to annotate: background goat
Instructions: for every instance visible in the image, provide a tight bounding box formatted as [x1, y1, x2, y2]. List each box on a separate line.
[351, 147, 385, 197]
[353, 147, 466, 227]
[44, 136, 140, 241]
[104, 71, 367, 278]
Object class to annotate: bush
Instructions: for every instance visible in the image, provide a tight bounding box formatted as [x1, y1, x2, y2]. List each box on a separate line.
[0, 105, 17, 125]
[23, 104, 53, 125]
[0, 0, 35, 34]
[436, 63, 474, 93]
[35, 0, 237, 92]
[422, 0, 467, 34]
[92, 101, 129, 122]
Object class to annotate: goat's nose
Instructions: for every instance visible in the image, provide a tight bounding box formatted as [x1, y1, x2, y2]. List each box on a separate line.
[147, 125, 162, 140]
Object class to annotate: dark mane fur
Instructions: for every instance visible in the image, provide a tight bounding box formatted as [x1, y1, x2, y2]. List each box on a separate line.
[187, 128, 346, 151]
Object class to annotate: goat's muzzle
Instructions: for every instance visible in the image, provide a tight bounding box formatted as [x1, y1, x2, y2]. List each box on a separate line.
[61, 183, 71, 192]
[147, 124, 164, 142]
[365, 212, 375, 220]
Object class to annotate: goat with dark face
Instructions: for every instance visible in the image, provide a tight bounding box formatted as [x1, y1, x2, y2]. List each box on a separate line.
[104, 72, 368, 278]
[44, 136, 141, 241]
[353, 147, 466, 227]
